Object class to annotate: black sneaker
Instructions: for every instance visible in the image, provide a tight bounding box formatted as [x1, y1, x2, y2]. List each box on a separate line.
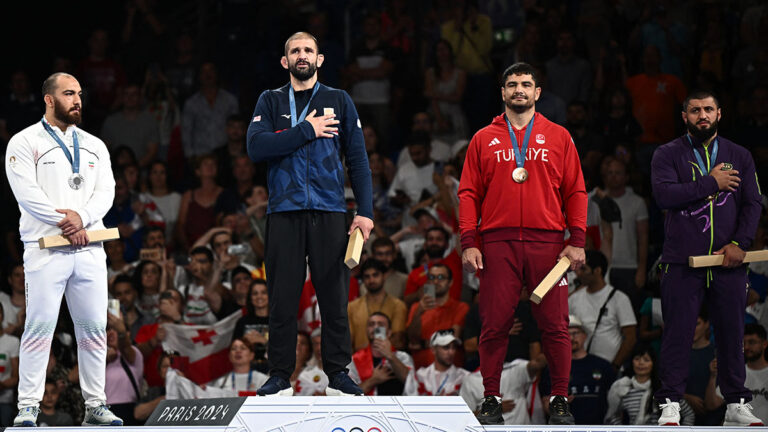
[549, 395, 575, 425]
[477, 396, 504, 425]
[326, 371, 364, 396]
[257, 375, 294, 396]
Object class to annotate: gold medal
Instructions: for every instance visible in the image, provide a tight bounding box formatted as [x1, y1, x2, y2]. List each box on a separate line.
[512, 167, 528, 183]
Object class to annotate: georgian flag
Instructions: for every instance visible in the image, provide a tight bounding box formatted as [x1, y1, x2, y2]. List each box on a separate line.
[161, 309, 244, 385]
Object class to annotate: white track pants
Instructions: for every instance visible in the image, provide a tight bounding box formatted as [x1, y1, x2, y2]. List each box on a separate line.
[18, 246, 108, 409]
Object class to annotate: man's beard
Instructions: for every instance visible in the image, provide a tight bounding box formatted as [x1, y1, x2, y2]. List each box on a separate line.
[745, 351, 762, 362]
[505, 94, 535, 114]
[367, 283, 384, 294]
[53, 98, 82, 125]
[289, 60, 317, 81]
[686, 118, 718, 141]
[426, 245, 445, 259]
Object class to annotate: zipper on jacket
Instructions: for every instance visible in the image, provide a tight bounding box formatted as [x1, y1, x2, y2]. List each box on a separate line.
[517, 128, 523, 241]
[705, 145, 714, 287]
[305, 145, 310, 208]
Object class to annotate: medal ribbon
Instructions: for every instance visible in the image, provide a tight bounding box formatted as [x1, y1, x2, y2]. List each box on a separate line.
[41, 118, 79, 174]
[504, 114, 535, 170]
[289, 82, 320, 127]
[686, 135, 718, 176]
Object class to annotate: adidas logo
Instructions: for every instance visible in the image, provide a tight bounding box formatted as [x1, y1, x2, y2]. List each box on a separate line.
[558, 277, 568, 287]
[488, 137, 501, 147]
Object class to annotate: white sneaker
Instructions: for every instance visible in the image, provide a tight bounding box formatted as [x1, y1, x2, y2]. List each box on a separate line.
[724, 398, 764, 426]
[13, 406, 40, 427]
[657, 398, 681, 426]
[82, 405, 124, 426]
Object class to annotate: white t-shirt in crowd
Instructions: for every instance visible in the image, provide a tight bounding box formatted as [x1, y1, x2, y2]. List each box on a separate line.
[388, 162, 437, 205]
[745, 365, 768, 423]
[0, 333, 20, 403]
[610, 187, 648, 269]
[209, 369, 268, 396]
[569, 284, 637, 363]
[0, 292, 22, 332]
[403, 363, 469, 396]
[460, 360, 534, 425]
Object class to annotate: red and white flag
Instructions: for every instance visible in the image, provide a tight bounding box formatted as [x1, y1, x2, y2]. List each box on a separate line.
[161, 309, 244, 385]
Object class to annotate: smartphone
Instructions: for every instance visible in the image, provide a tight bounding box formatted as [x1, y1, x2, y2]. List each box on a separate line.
[227, 244, 249, 255]
[423, 283, 436, 298]
[174, 254, 190, 266]
[108, 299, 120, 317]
[434, 161, 445, 175]
[373, 326, 387, 340]
[139, 248, 164, 262]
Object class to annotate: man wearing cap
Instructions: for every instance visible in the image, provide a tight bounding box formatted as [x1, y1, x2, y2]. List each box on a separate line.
[406, 264, 469, 368]
[347, 312, 413, 395]
[458, 62, 586, 425]
[651, 89, 763, 426]
[539, 315, 615, 425]
[403, 329, 469, 396]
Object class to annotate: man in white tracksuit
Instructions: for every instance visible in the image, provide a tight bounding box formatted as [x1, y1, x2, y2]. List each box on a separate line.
[4, 73, 123, 427]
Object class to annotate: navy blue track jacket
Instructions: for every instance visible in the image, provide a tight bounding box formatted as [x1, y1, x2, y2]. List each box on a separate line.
[246, 82, 373, 219]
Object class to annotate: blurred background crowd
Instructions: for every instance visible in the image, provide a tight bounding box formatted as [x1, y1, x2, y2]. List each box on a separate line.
[0, 0, 767, 426]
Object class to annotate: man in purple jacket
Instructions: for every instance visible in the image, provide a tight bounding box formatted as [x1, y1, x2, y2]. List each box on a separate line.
[651, 89, 764, 427]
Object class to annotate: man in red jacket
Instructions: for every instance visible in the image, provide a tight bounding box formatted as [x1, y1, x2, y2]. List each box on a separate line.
[458, 62, 587, 425]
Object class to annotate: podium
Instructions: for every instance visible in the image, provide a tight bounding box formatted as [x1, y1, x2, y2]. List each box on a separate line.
[147, 396, 479, 431]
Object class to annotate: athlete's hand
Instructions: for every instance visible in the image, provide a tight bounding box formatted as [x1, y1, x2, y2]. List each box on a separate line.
[462, 247, 483, 273]
[305, 109, 339, 138]
[68, 229, 89, 248]
[56, 209, 84, 235]
[709, 163, 740, 192]
[713, 243, 745, 268]
[349, 215, 374, 242]
[559, 245, 585, 270]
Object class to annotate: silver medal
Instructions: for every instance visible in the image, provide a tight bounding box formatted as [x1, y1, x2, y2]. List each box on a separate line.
[68, 173, 84, 190]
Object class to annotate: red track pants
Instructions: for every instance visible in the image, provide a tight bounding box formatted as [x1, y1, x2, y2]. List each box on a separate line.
[478, 240, 570, 397]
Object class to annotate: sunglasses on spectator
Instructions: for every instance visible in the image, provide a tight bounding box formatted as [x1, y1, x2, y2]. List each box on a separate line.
[427, 274, 449, 281]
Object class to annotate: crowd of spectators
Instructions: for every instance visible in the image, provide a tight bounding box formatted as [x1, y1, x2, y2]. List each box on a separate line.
[1, 0, 768, 426]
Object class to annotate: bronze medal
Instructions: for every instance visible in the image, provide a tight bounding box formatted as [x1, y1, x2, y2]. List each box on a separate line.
[512, 167, 528, 183]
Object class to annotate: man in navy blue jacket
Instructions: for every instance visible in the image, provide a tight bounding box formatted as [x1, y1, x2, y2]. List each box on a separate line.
[651, 90, 763, 426]
[247, 31, 374, 396]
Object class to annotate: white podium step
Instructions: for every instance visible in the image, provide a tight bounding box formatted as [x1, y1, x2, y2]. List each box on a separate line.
[150, 395, 479, 431]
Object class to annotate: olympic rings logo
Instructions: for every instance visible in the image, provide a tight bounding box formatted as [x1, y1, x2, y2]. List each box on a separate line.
[331, 428, 382, 432]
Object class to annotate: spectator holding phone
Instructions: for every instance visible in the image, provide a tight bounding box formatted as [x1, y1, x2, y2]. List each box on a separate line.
[406, 264, 469, 368]
[104, 309, 143, 425]
[348, 259, 407, 351]
[348, 312, 413, 395]
[233, 279, 269, 371]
